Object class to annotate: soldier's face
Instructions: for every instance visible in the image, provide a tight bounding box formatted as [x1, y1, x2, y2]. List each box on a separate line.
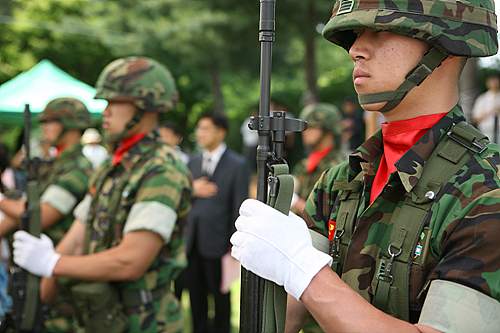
[349, 29, 428, 112]
[302, 127, 324, 149]
[102, 101, 136, 136]
[41, 121, 63, 144]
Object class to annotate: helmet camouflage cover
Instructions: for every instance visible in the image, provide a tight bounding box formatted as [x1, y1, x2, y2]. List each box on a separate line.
[323, 0, 498, 57]
[300, 103, 342, 135]
[95, 56, 178, 113]
[39, 97, 91, 130]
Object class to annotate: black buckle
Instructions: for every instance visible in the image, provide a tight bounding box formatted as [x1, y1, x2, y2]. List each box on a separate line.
[447, 127, 487, 154]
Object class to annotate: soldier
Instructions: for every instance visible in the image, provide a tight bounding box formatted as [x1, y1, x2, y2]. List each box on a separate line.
[12, 57, 192, 333]
[292, 103, 343, 215]
[0, 97, 93, 332]
[231, 1, 500, 333]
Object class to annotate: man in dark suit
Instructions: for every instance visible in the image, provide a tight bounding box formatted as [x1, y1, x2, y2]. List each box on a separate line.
[186, 112, 249, 333]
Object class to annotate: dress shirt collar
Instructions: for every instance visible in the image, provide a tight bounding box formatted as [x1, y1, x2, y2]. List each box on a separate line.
[202, 142, 227, 169]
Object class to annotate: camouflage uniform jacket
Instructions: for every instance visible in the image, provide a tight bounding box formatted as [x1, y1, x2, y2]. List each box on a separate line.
[293, 148, 342, 201]
[81, 131, 191, 333]
[37, 144, 92, 333]
[40, 143, 92, 244]
[304, 106, 500, 323]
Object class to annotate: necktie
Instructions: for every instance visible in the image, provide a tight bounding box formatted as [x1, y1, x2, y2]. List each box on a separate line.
[203, 156, 212, 176]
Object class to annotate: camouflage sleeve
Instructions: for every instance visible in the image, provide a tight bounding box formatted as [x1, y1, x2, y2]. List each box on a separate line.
[123, 164, 190, 242]
[50, 164, 90, 205]
[302, 161, 349, 237]
[429, 187, 500, 303]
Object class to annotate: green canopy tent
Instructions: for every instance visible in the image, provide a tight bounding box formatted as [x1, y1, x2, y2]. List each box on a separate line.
[0, 59, 107, 125]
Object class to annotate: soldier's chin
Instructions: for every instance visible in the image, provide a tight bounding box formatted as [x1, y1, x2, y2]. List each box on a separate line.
[360, 101, 388, 113]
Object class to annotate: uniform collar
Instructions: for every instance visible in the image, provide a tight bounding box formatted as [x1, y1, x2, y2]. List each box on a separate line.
[347, 105, 466, 192]
[111, 131, 159, 167]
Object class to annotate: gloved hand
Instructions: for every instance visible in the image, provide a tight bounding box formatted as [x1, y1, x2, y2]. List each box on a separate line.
[231, 199, 332, 300]
[13, 231, 61, 277]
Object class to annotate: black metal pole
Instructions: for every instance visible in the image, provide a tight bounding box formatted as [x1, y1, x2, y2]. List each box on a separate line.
[240, 1, 276, 332]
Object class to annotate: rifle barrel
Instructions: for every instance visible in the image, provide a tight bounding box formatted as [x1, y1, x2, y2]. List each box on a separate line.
[240, 1, 276, 332]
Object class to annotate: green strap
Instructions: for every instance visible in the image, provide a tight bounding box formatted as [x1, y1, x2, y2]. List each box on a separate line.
[330, 176, 363, 274]
[372, 121, 488, 320]
[262, 164, 294, 333]
[358, 48, 448, 113]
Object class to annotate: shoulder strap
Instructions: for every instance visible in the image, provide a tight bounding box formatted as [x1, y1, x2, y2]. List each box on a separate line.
[329, 173, 364, 274]
[372, 121, 488, 320]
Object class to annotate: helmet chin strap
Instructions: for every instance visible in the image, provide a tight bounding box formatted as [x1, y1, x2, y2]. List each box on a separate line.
[53, 123, 67, 147]
[105, 108, 144, 150]
[358, 48, 448, 113]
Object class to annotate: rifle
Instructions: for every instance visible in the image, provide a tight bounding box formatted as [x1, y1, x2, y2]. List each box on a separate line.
[239, 1, 307, 332]
[0, 104, 44, 332]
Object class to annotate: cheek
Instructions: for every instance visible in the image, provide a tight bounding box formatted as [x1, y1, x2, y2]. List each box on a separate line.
[44, 124, 59, 136]
[371, 47, 412, 89]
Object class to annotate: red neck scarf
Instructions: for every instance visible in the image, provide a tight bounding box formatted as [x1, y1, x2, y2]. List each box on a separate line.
[55, 144, 66, 157]
[370, 113, 447, 204]
[112, 133, 146, 166]
[306, 146, 333, 173]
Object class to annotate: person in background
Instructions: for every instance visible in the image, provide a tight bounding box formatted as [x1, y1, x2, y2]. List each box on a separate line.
[0, 143, 12, 319]
[472, 72, 500, 143]
[0, 97, 93, 332]
[0, 144, 13, 193]
[158, 121, 189, 164]
[186, 112, 249, 333]
[81, 128, 109, 169]
[341, 97, 365, 151]
[11, 56, 192, 333]
[292, 103, 343, 216]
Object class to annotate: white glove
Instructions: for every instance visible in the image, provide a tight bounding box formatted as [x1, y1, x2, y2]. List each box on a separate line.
[13, 231, 61, 277]
[231, 199, 332, 300]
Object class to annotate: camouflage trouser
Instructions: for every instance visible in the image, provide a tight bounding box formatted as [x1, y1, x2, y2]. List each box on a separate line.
[44, 315, 80, 333]
[44, 288, 80, 333]
[126, 290, 182, 333]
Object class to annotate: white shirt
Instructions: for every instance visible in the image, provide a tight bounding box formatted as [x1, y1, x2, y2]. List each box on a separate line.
[202, 143, 227, 176]
[82, 144, 109, 169]
[472, 90, 500, 143]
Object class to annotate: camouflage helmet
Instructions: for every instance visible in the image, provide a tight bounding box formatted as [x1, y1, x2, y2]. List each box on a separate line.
[323, 0, 498, 57]
[300, 103, 342, 136]
[95, 56, 178, 113]
[39, 97, 91, 130]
